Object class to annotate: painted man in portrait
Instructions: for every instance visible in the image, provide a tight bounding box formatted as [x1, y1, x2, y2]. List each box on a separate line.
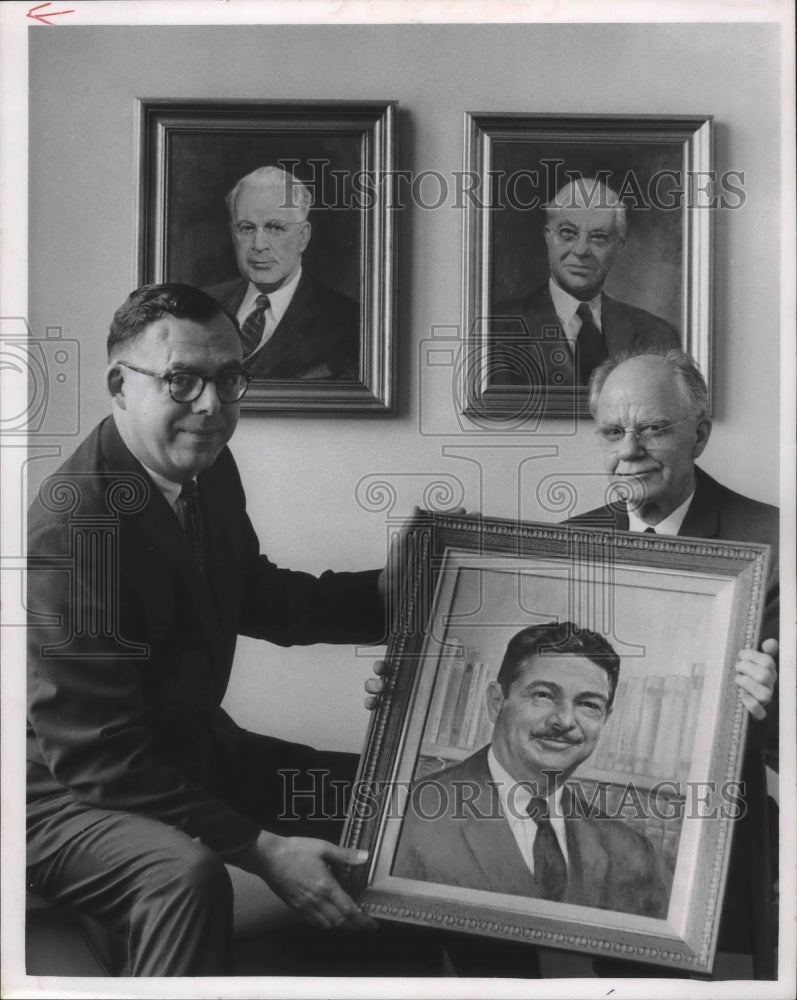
[393, 621, 671, 918]
[488, 177, 679, 388]
[206, 165, 360, 380]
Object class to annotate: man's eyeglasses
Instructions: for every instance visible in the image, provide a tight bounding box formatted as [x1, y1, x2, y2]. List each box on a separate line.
[550, 225, 617, 250]
[232, 221, 303, 241]
[116, 361, 252, 404]
[595, 414, 695, 449]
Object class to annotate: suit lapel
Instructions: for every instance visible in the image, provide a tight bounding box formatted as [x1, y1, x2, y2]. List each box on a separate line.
[459, 751, 540, 896]
[196, 464, 242, 639]
[100, 418, 224, 651]
[530, 285, 576, 387]
[561, 786, 609, 908]
[248, 273, 323, 378]
[601, 294, 638, 354]
[678, 467, 719, 538]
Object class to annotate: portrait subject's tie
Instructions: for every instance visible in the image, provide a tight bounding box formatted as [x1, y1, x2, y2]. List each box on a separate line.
[178, 480, 204, 573]
[240, 294, 271, 359]
[575, 302, 607, 384]
[527, 796, 567, 901]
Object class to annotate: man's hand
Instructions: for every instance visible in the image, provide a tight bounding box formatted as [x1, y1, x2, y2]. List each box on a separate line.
[364, 659, 387, 710]
[234, 831, 376, 930]
[377, 506, 471, 605]
[735, 638, 778, 721]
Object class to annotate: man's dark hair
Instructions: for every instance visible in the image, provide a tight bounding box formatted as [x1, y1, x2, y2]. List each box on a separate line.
[496, 621, 621, 705]
[107, 283, 237, 360]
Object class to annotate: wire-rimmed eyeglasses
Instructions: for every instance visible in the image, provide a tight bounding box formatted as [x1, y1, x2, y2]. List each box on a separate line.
[549, 225, 618, 250]
[232, 221, 304, 241]
[116, 361, 252, 404]
[594, 414, 695, 450]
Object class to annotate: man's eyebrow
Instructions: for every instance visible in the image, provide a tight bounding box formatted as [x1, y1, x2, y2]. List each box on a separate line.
[520, 679, 609, 703]
[520, 679, 560, 695]
[167, 361, 244, 374]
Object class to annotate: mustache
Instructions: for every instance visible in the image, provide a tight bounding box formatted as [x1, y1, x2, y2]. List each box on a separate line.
[530, 728, 583, 745]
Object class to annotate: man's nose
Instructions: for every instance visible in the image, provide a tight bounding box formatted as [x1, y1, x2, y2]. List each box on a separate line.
[571, 231, 592, 256]
[547, 700, 576, 729]
[616, 429, 645, 461]
[193, 380, 222, 415]
[252, 227, 273, 252]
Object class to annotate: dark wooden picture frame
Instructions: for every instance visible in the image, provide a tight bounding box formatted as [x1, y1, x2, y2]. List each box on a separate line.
[342, 513, 769, 973]
[136, 99, 396, 413]
[462, 114, 713, 421]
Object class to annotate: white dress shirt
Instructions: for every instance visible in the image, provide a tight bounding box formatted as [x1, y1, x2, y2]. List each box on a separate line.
[627, 490, 694, 535]
[487, 746, 568, 876]
[140, 462, 182, 512]
[548, 278, 602, 359]
[236, 267, 303, 353]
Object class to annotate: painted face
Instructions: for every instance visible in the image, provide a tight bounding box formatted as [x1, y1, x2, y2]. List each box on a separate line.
[488, 653, 612, 788]
[544, 206, 625, 301]
[109, 313, 243, 483]
[595, 356, 711, 520]
[230, 183, 311, 292]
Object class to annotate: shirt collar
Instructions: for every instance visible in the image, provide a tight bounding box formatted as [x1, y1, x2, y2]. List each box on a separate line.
[139, 462, 183, 509]
[549, 277, 602, 330]
[627, 489, 695, 535]
[238, 266, 302, 325]
[487, 745, 564, 816]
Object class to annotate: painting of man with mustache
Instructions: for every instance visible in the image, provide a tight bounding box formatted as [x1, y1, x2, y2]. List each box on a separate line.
[392, 621, 671, 918]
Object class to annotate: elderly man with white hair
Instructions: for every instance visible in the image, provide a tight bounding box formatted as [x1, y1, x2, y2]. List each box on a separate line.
[207, 165, 360, 380]
[489, 176, 680, 387]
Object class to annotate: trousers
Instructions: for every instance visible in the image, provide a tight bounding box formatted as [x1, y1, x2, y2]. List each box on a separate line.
[26, 731, 359, 976]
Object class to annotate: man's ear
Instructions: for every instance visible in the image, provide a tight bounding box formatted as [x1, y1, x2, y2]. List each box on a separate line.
[106, 363, 126, 408]
[298, 220, 311, 254]
[693, 416, 713, 460]
[486, 681, 505, 724]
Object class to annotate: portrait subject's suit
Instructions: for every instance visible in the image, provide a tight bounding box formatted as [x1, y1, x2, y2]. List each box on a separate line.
[206, 273, 360, 380]
[488, 283, 680, 387]
[27, 416, 384, 871]
[569, 466, 780, 968]
[392, 747, 670, 919]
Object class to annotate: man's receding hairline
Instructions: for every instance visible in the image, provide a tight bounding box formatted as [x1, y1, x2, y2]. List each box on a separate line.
[601, 356, 694, 412]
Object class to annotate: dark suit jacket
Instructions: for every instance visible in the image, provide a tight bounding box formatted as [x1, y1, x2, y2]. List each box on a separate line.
[27, 417, 383, 866]
[393, 747, 670, 918]
[206, 272, 360, 380]
[489, 283, 680, 387]
[568, 465, 780, 956]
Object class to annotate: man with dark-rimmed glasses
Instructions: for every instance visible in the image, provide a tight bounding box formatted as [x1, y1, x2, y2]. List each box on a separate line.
[26, 283, 393, 976]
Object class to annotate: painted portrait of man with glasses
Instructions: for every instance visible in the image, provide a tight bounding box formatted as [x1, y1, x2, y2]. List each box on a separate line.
[487, 175, 680, 389]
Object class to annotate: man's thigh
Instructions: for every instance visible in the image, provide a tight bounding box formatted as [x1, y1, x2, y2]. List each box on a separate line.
[27, 807, 220, 929]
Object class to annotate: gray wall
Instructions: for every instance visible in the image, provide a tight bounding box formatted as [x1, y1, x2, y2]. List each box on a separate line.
[28, 23, 780, 751]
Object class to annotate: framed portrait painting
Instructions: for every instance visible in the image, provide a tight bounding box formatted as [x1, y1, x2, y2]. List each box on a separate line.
[136, 99, 396, 413]
[462, 114, 713, 420]
[342, 513, 770, 974]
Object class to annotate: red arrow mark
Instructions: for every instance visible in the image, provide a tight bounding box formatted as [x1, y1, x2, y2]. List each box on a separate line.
[27, 2, 75, 24]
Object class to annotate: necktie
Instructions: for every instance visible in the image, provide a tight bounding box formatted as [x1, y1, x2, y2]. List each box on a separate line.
[644, 526, 656, 534]
[240, 294, 271, 360]
[178, 481, 204, 573]
[527, 797, 567, 901]
[575, 302, 607, 384]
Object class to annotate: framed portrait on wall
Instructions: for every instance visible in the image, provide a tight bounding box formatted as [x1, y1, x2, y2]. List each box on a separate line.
[461, 114, 713, 420]
[136, 99, 396, 413]
[342, 512, 770, 974]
